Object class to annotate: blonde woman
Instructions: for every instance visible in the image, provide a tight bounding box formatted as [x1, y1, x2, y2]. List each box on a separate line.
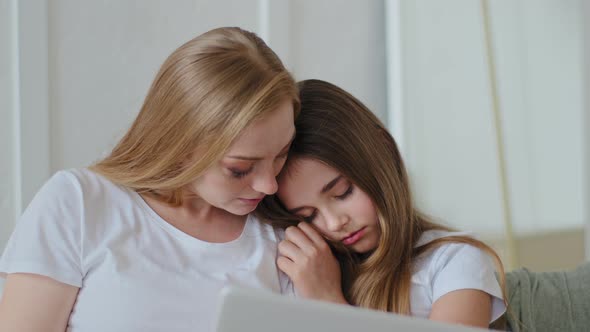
[257, 79, 507, 329]
[0, 27, 299, 332]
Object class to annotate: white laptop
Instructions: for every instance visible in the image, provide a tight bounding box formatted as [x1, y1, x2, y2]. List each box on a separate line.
[214, 286, 490, 332]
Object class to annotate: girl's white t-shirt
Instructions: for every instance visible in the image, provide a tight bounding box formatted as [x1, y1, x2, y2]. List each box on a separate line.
[0, 168, 293, 332]
[410, 230, 506, 322]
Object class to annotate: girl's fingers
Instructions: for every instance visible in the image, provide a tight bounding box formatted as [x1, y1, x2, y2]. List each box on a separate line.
[297, 222, 330, 249]
[284, 226, 317, 255]
[277, 239, 303, 261]
[277, 255, 294, 275]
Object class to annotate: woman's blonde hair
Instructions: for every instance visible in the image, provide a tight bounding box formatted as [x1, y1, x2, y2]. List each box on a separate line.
[257, 79, 506, 315]
[91, 27, 299, 205]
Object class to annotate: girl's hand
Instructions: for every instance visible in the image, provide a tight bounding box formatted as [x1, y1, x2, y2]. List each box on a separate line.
[277, 222, 348, 304]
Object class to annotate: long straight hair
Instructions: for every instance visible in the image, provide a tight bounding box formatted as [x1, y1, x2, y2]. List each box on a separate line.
[257, 79, 506, 314]
[91, 27, 299, 205]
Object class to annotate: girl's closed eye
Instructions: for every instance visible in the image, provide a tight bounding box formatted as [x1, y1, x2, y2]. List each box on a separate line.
[335, 184, 353, 200]
[301, 210, 318, 223]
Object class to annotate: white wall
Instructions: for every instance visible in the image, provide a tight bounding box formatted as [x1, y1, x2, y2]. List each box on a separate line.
[0, 0, 16, 249]
[583, 0, 590, 260]
[48, 0, 386, 173]
[399, 0, 585, 236]
[0, 0, 16, 294]
[44, 1, 384, 173]
[48, 0, 261, 172]
[288, 0, 387, 120]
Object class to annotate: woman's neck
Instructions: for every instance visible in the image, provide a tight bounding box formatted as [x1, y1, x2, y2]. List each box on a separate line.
[140, 193, 247, 243]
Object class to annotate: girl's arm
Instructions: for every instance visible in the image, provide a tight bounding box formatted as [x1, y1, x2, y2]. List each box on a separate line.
[277, 222, 348, 304]
[0, 273, 79, 332]
[429, 289, 492, 328]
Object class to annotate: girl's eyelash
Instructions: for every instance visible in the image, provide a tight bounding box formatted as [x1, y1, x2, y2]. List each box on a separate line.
[336, 185, 353, 200]
[300, 185, 353, 222]
[302, 211, 317, 223]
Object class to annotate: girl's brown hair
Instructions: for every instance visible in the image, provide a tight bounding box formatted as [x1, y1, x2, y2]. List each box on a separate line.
[257, 79, 506, 314]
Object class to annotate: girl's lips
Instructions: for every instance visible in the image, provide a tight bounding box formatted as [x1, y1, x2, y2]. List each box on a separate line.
[342, 227, 366, 246]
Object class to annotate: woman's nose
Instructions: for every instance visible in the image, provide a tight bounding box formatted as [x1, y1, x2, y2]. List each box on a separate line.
[251, 166, 279, 195]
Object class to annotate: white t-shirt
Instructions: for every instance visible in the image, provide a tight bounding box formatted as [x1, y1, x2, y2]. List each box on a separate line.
[0, 168, 293, 332]
[410, 230, 506, 322]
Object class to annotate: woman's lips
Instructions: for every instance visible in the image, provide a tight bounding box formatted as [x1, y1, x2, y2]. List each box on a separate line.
[239, 197, 263, 205]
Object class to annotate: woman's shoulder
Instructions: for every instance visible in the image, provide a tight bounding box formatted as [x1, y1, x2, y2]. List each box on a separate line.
[55, 167, 123, 189]
[20, 168, 138, 221]
[27, 168, 141, 227]
[23, 168, 87, 205]
[49, 168, 135, 201]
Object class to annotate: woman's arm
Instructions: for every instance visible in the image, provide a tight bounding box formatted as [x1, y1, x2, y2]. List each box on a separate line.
[429, 289, 492, 328]
[0, 273, 79, 332]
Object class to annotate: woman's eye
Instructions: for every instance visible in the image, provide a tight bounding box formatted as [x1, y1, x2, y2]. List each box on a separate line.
[336, 185, 353, 200]
[229, 168, 252, 179]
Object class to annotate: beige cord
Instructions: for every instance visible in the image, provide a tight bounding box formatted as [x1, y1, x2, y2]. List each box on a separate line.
[481, 0, 519, 270]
